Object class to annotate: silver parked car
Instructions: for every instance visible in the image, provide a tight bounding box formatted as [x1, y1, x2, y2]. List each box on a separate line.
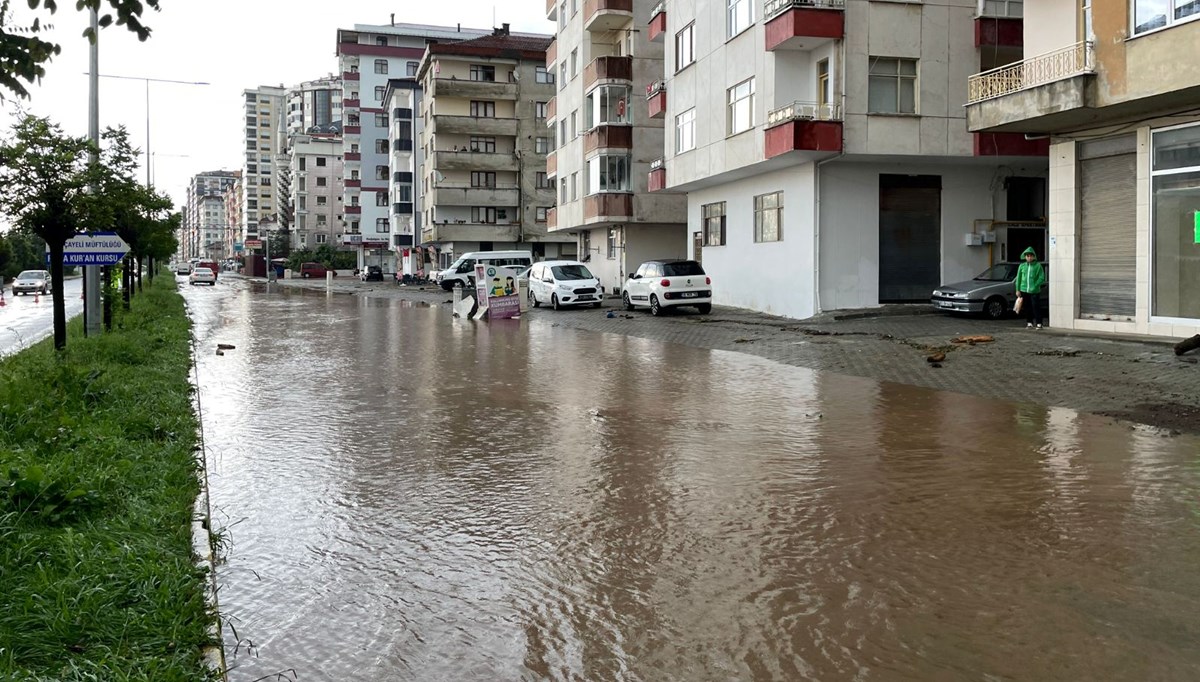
[931, 262, 1049, 320]
[12, 269, 51, 295]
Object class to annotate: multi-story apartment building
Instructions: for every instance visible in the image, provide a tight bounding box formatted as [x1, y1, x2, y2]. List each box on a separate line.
[967, 0, 1200, 338]
[384, 78, 423, 275]
[416, 25, 575, 270]
[242, 86, 286, 246]
[287, 133, 347, 251]
[646, 0, 1048, 319]
[224, 175, 244, 256]
[286, 76, 344, 138]
[336, 21, 491, 271]
[546, 0, 688, 290]
[184, 170, 240, 260]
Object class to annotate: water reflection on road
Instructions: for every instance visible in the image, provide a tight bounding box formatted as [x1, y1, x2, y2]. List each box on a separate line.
[189, 281, 1200, 682]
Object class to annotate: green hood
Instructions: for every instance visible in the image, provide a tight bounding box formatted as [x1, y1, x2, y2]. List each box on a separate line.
[1021, 247, 1039, 259]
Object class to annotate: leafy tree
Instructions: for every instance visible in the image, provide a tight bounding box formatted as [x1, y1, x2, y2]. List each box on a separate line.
[0, 230, 48, 280]
[0, 0, 162, 99]
[0, 115, 93, 349]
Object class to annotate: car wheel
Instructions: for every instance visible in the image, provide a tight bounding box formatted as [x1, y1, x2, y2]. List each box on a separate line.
[441, 282, 454, 291]
[650, 294, 663, 316]
[983, 296, 1007, 320]
[529, 289, 540, 308]
[301, 273, 310, 279]
[551, 293, 561, 311]
[696, 303, 712, 314]
[454, 279, 465, 288]
[622, 292, 634, 311]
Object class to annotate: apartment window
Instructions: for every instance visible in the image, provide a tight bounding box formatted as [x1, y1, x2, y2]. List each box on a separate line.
[471, 171, 497, 187]
[316, 177, 328, 187]
[1134, 0, 1199, 33]
[868, 57, 917, 114]
[754, 192, 783, 242]
[376, 36, 388, 46]
[376, 192, 388, 207]
[374, 86, 386, 101]
[571, 172, 578, 201]
[470, 64, 496, 82]
[351, 143, 359, 153]
[570, 109, 578, 138]
[727, 78, 755, 135]
[559, 0, 567, 27]
[585, 85, 632, 129]
[374, 59, 388, 74]
[350, 169, 359, 180]
[315, 233, 328, 244]
[676, 108, 696, 153]
[535, 66, 555, 84]
[817, 59, 831, 108]
[376, 165, 388, 180]
[535, 137, 551, 154]
[396, 183, 413, 202]
[570, 49, 578, 78]
[536, 171, 550, 188]
[727, 0, 753, 38]
[470, 100, 496, 117]
[469, 136, 496, 153]
[535, 101, 549, 119]
[376, 217, 390, 232]
[559, 64, 567, 89]
[317, 196, 328, 206]
[979, 0, 1023, 17]
[560, 178, 568, 203]
[675, 23, 694, 70]
[375, 139, 388, 154]
[587, 155, 631, 193]
[1151, 123, 1200, 319]
[536, 207, 548, 222]
[405, 61, 418, 77]
[607, 227, 619, 259]
[316, 156, 327, 167]
[372, 112, 386, 127]
[472, 206, 499, 223]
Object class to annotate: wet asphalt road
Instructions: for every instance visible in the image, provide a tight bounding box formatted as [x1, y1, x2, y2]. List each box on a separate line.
[0, 277, 83, 356]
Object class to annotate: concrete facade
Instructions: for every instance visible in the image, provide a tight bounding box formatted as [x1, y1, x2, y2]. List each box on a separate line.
[288, 135, 346, 251]
[241, 86, 285, 244]
[653, 0, 1048, 317]
[416, 26, 574, 269]
[968, 0, 1200, 338]
[184, 170, 240, 260]
[547, 0, 688, 293]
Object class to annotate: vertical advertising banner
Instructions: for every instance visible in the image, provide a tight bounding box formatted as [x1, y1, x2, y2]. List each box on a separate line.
[483, 265, 521, 319]
[473, 263, 490, 313]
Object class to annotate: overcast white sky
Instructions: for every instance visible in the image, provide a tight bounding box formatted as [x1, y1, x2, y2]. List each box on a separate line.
[1, 1, 550, 213]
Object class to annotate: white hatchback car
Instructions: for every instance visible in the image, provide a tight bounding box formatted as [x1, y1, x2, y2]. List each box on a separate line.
[527, 260, 603, 309]
[623, 260, 712, 315]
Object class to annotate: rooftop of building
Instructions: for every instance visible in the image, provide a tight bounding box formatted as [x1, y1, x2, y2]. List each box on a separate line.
[425, 25, 553, 60]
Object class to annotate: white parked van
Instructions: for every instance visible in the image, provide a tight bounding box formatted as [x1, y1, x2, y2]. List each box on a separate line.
[527, 260, 603, 309]
[436, 250, 533, 290]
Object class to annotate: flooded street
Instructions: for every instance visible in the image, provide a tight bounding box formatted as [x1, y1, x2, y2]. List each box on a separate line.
[190, 281, 1200, 681]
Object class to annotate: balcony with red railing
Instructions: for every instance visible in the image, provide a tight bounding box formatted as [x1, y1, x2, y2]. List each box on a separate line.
[648, 158, 666, 192]
[345, 205, 362, 214]
[584, 0, 633, 32]
[648, 3, 667, 42]
[583, 125, 633, 155]
[343, 98, 361, 109]
[764, 0, 844, 51]
[344, 125, 361, 135]
[343, 71, 360, 81]
[583, 56, 633, 89]
[646, 80, 666, 119]
[344, 152, 362, 161]
[764, 101, 843, 159]
[345, 179, 362, 188]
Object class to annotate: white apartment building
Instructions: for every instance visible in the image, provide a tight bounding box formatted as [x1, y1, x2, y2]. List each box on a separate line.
[286, 76, 344, 138]
[336, 22, 491, 271]
[416, 25, 575, 271]
[288, 134, 346, 251]
[384, 79, 422, 275]
[967, 0, 1200, 338]
[184, 170, 240, 260]
[650, 0, 1048, 319]
[546, 0, 688, 290]
[241, 86, 286, 245]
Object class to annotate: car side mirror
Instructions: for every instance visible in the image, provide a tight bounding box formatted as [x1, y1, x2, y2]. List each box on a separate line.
[543, 277, 553, 283]
[629, 273, 640, 280]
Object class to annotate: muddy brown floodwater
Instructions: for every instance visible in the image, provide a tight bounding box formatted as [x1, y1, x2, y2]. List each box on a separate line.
[188, 281, 1200, 682]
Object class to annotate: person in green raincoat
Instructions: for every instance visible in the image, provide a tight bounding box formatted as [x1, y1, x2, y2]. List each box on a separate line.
[1014, 246, 1046, 328]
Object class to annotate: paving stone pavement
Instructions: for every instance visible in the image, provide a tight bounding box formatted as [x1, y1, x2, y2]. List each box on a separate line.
[252, 276, 1200, 434]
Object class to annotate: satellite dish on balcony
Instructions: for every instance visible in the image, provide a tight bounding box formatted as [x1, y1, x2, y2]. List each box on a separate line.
[434, 171, 446, 183]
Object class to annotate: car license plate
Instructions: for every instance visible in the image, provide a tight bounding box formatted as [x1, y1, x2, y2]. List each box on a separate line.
[937, 301, 953, 308]
[681, 292, 698, 298]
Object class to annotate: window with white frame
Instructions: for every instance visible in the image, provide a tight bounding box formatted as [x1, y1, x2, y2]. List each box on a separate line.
[727, 78, 755, 136]
[676, 108, 696, 153]
[1134, 0, 1199, 33]
[754, 192, 783, 242]
[868, 57, 917, 114]
[315, 233, 328, 244]
[703, 202, 726, 246]
[376, 218, 390, 231]
[1151, 123, 1200, 320]
[727, 0, 753, 38]
[675, 23, 694, 70]
[607, 227, 620, 259]
[587, 155, 631, 193]
[978, 0, 1022, 17]
[585, 85, 631, 129]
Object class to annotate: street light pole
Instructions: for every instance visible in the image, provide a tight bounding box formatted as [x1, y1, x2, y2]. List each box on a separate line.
[84, 8, 102, 337]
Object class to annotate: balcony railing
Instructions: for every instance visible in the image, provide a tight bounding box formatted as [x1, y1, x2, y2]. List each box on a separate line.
[766, 101, 842, 127]
[967, 41, 1094, 104]
[764, 0, 844, 21]
[645, 80, 666, 98]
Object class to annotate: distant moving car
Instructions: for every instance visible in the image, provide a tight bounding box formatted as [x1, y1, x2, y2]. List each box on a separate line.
[623, 260, 712, 316]
[12, 270, 51, 295]
[931, 261, 1050, 320]
[174, 262, 191, 275]
[189, 268, 216, 286]
[527, 260, 603, 309]
[360, 265, 383, 282]
[299, 262, 335, 279]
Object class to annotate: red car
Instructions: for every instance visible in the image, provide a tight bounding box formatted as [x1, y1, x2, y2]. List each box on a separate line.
[299, 262, 335, 278]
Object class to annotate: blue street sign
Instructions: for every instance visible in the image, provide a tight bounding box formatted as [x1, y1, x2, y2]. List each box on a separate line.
[60, 231, 130, 266]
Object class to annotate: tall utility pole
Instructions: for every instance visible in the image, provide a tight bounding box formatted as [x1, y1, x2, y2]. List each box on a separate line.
[85, 8, 102, 337]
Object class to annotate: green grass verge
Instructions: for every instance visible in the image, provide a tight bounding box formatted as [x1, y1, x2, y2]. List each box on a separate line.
[0, 276, 218, 681]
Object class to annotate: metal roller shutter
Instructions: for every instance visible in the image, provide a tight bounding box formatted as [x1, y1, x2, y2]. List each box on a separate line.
[879, 174, 942, 303]
[1079, 135, 1137, 318]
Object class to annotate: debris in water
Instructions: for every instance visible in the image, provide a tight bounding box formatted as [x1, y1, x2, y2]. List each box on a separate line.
[215, 349, 224, 356]
[734, 337, 755, 344]
[927, 352, 946, 363]
[951, 335, 994, 345]
[217, 343, 235, 350]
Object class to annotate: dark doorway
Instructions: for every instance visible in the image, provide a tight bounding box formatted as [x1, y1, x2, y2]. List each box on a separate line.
[879, 174, 942, 302]
[1006, 176, 1047, 222]
[1005, 227, 1047, 263]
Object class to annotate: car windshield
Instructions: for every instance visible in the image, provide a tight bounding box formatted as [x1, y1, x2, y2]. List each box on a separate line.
[551, 264, 593, 280]
[18, 271, 45, 279]
[974, 264, 1019, 281]
[662, 261, 705, 277]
